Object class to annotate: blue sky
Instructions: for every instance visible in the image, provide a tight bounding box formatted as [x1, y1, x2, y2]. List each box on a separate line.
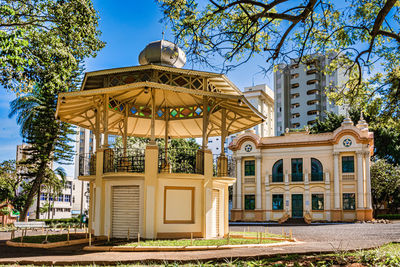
[0, 1, 273, 177]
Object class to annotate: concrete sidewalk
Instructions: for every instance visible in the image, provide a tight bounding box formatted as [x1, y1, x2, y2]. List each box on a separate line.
[0, 222, 399, 265]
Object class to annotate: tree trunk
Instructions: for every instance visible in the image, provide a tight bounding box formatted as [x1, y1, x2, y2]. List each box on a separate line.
[19, 162, 47, 221]
[36, 182, 41, 219]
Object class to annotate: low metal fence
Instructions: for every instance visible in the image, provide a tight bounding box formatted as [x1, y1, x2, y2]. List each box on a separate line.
[103, 148, 145, 173]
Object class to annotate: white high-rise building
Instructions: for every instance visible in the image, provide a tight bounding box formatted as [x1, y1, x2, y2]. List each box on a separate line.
[207, 84, 275, 155]
[274, 54, 347, 136]
[243, 84, 274, 137]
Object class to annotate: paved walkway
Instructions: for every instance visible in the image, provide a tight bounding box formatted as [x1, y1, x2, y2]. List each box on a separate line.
[0, 222, 399, 264]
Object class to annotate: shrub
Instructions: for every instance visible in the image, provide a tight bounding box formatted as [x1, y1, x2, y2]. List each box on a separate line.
[376, 214, 400, 220]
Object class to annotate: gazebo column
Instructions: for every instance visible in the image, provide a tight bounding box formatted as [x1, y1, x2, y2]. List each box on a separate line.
[94, 105, 106, 236]
[217, 108, 228, 177]
[102, 94, 109, 148]
[162, 108, 170, 173]
[144, 88, 159, 239]
[196, 96, 209, 174]
[123, 108, 128, 156]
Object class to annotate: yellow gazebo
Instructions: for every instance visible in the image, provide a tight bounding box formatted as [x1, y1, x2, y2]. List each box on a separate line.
[56, 40, 265, 239]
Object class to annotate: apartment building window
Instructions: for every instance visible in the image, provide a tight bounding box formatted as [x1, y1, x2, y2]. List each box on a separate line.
[291, 73, 299, 79]
[291, 158, 303, 181]
[57, 195, 63, 202]
[307, 110, 319, 116]
[308, 120, 317, 125]
[291, 63, 299, 69]
[307, 89, 319, 95]
[40, 193, 47, 201]
[244, 160, 255, 176]
[342, 156, 354, 173]
[343, 193, 356, 210]
[291, 93, 300, 99]
[307, 79, 318, 85]
[292, 123, 300, 128]
[65, 182, 72, 190]
[291, 83, 299, 88]
[307, 100, 319, 105]
[292, 113, 300, 119]
[272, 194, 284, 210]
[72, 196, 75, 203]
[291, 103, 300, 109]
[306, 69, 318, 75]
[245, 195, 255, 210]
[64, 195, 71, 203]
[312, 194, 324, 210]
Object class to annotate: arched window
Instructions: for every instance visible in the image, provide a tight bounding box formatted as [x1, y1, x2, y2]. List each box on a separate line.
[272, 159, 283, 182]
[311, 158, 323, 181]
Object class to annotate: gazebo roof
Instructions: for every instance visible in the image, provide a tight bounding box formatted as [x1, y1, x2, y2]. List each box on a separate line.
[56, 64, 265, 138]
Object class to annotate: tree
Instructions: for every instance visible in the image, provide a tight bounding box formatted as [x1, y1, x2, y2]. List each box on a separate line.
[159, 0, 400, 117]
[9, 87, 75, 220]
[310, 110, 400, 165]
[0, 160, 23, 204]
[370, 159, 400, 215]
[4, 0, 104, 220]
[0, 0, 105, 94]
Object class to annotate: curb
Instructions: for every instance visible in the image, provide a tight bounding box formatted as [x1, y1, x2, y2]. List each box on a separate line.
[6, 236, 107, 249]
[82, 241, 295, 252]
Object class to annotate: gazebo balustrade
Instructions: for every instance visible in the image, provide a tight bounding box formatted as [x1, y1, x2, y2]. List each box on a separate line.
[158, 147, 201, 174]
[103, 148, 145, 173]
[213, 154, 236, 177]
[78, 153, 96, 176]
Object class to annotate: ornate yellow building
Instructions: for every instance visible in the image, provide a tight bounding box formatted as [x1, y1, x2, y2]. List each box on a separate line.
[229, 116, 374, 222]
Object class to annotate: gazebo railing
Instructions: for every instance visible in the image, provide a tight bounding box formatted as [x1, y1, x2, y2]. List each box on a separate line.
[79, 153, 96, 176]
[213, 154, 235, 177]
[158, 147, 201, 174]
[103, 148, 145, 173]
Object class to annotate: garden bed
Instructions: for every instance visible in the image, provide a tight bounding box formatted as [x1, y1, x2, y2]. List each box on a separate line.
[6, 233, 106, 248]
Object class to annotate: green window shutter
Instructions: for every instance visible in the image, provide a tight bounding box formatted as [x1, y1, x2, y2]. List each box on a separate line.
[342, 156, 355, 173]
[244, 160, 255, 176]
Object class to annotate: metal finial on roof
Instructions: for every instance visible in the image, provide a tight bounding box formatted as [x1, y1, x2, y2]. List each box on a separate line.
[162, 30, 165, 40]
[138, 39, 186, 68]
[360, 110, 364, 120]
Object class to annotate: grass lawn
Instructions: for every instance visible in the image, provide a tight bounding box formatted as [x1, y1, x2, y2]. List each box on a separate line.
[230, 231, 286, 238]
[117, 237, 280, 247]
[11, 233, 85, 243]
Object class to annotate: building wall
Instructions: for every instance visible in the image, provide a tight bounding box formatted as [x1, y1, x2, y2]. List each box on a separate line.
[207, 84, 274, 155]
[274, 54, 347, 136]
[230, 118, 373, 222]
[28, 177, 75, 220]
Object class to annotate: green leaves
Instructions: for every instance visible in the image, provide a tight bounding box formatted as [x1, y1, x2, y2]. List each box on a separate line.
[0, 0, 105, 93]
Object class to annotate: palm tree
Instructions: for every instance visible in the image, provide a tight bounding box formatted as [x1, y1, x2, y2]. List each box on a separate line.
[9, 87, 74, 220]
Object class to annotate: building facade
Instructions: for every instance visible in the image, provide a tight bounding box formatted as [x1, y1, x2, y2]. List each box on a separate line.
[28, 177, 74, 220]
[243, 84, 275, 137]
[274, 54, 347, 136]
[207, 83, 274, 155]
[229, 116, 373, 222]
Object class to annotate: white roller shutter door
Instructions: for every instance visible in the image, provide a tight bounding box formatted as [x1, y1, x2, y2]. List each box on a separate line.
[112, 186, 140, 238]
[211, 189, 220, 237]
